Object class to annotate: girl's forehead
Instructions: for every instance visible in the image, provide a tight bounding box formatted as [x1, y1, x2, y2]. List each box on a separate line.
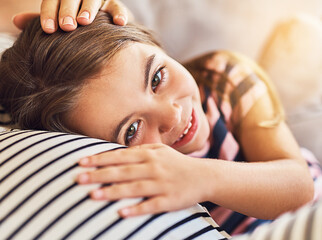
[97, 43, 167, 84]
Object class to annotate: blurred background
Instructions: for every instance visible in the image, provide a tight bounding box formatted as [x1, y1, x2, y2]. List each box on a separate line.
[1, 0, 321, 161]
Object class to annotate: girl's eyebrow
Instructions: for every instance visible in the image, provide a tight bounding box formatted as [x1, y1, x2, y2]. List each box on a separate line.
[144, 54, 156, 90]
[113, 54, 156, 142]
[113, 112, 135, 142]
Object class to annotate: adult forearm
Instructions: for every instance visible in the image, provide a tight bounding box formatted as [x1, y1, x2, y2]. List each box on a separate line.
[202, 158, 314, 219]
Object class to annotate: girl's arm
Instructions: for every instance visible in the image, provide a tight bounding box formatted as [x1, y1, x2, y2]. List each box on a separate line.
[201, 92, 314, 219]
[76, 109, 313, 220]
[185, 51, 314, 219]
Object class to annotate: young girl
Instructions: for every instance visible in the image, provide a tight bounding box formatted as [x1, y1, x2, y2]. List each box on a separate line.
[1, 12, 321, 236]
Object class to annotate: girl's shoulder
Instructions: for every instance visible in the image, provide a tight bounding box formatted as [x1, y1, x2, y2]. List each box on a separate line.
[183, 50, 262, 89]
[184, 50, 280, 129]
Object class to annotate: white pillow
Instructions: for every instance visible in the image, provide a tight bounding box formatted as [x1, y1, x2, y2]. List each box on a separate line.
[0, 105, 12, 131]
[0, 33, 15, 54]
[0, 129, 229, 240]
[0, 33, 15, 132]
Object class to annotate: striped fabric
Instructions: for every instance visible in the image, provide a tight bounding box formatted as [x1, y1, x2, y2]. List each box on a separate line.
[187, 52, 271, 235]
[0, 129, 229, 240]
[232, 199, 322, 240]
[186, 51, 322, 235]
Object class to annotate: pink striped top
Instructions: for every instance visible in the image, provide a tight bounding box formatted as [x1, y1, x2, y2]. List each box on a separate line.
[185, 51, 322, 235]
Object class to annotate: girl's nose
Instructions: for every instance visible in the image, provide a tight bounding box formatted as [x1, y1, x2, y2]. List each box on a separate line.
[158, 102, 182, 134]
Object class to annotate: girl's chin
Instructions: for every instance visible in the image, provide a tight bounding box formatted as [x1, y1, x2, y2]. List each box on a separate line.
[176, 120, 210, 154]
[180, 134, 209, 154]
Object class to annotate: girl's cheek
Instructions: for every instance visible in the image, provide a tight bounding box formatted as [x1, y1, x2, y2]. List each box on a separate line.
[141, 130, 162, 145]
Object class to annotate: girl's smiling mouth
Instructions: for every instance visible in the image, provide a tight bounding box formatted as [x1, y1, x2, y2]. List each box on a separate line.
[171, 109, 198, 149]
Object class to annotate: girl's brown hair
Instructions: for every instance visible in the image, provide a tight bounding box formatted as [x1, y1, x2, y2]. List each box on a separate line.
[0, 12, 160, 132]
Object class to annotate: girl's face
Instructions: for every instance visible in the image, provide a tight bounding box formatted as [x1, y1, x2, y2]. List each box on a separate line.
[66, 43, 210, 154]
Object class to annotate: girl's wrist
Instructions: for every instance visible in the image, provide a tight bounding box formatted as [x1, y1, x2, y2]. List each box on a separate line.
[193, 158, 222, 203]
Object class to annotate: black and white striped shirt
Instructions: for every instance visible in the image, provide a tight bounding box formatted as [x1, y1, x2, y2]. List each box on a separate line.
[0, 129, 229, 240]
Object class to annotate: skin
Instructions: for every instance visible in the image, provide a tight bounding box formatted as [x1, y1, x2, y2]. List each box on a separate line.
[66, 43, 210, 154]
[12, 0, 131, 33]
[11, 0, 315, 220]
[65, 43, 314, 219]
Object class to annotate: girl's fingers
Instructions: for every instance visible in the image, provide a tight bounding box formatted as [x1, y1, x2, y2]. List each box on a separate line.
[90, 180, 160, 200]
[77, 164, 151, 184]
[79, 148, 146, 167]
[58, 0, 82, 32]
[77, 0, 102, 26]
[119, 197, 169, 217]
[40, 0, 60, 33]
[13, 13, 40, 30]
[101, 0, 129, 26]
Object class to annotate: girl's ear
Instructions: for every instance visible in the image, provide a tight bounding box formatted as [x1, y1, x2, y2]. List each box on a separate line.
[12, 12, 40, 30]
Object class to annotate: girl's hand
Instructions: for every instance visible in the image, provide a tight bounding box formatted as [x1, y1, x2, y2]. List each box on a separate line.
[13, 0, 131, 34]
[76, 144, 210, 217]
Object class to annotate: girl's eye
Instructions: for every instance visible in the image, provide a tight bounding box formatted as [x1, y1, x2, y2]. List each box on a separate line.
[151, 68, 163, 92]
[126, 121, 139, 143]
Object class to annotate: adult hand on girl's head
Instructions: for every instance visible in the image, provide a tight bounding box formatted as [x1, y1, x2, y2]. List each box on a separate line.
[13, 0, 131, 34]
[76, 144, 211, 217]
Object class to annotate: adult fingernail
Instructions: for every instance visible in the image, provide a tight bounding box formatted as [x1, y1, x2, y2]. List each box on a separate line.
[11, 14, 17, 22]
[115, 15, 126, 25]
[77, 173, 89, 183]
[63, 16, 74, 26]
[44, 19, 55, 30]
[91, 189, 104, 199]
[79, 11, 90, 20]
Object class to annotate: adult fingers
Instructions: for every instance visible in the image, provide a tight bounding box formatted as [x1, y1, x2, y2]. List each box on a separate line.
[40, 0, 60, 34]
[77, 0, 102, 26]
[12, 13, 40, 31]
[101, 0, 130, 26]
[58, 0, 82, 32]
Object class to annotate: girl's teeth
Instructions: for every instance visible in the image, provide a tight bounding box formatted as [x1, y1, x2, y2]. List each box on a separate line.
[176, 114, 193, 143]
[182, 116, 193, 137]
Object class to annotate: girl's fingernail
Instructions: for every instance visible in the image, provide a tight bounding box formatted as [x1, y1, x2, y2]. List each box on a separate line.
[63, 16, 74, 26]
[91, 189, 104, 199]
[79, 11, 90, 20]
[79, 157, 89, 165]
[120, 208, 131, 217]
[77, 173, 89, 183]
[44, 19, 55, 30]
